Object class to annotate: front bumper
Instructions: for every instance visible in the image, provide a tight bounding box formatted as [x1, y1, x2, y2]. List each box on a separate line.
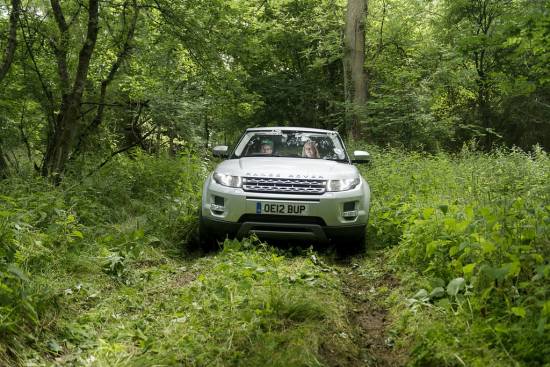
[201, 174, 370, 242]
[200, 215, 366, 243]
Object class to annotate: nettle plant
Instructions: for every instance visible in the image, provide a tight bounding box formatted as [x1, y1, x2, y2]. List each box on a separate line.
[398, 199, 550, 344]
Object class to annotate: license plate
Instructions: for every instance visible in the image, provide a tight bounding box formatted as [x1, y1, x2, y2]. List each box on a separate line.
[256, 202, 309, 215]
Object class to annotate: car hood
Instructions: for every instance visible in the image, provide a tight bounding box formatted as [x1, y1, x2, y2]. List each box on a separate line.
[214, 157, 360, 180]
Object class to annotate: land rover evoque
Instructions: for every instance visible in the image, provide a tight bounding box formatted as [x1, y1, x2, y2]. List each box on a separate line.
[199, 127, 371, 252]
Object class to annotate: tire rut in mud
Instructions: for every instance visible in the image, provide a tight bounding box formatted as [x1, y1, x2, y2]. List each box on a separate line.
[332, 258, 407, 367]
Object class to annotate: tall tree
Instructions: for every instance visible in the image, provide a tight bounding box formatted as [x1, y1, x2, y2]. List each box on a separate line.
[72, 0, 139, 156]
[343, 0, 367, 139]
[41, 0, 100, 181]
[440, 0, 516, 148]
[0, 0, 20, 84]
[0, 0, 21, 177]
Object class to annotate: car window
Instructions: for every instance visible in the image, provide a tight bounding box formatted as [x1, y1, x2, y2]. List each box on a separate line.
[232, 131, 348, 161]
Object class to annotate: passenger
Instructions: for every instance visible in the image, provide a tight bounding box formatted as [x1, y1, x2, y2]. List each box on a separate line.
[302, 140, 319, 158]
[259, 139, 273, 155]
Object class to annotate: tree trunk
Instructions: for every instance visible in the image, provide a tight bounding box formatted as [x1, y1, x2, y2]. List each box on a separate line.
[73, 0, 139, 157]
[471, 0, 496, 150]
[0, 0, 20, 85]
[204, 113, 210, 150]
[41, 0, 100, 182]
[344, 0, 368, 140]
[119, 101, 149, 152]
[0, 142, 9, 179]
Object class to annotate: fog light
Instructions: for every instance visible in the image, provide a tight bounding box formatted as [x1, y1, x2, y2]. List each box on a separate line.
[343, 210, 359, 218]
[211, 204, 225, 213]
[343, 201, 358, 219]
[214, 195, 224, 206]
[211, 196, 225, 214]
[343, 201, 355, 211]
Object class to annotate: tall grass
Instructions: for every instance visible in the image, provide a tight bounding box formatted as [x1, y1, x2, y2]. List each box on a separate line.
[2, 146, 548, 365]
[0, 152, 356, 366]
[0, 152, 203, 363]
[361, 145, 549, 365]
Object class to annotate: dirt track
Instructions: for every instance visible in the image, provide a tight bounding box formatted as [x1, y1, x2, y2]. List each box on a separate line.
[329, 256, 407, 367]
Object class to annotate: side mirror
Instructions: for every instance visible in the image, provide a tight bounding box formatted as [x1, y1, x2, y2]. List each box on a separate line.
[213, 145, 229, 158]
[352, 150, 371, 164]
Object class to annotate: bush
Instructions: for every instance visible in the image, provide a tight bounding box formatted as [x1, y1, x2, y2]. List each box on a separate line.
[0, 153, 205, 364]
[361, 146, 550, 365]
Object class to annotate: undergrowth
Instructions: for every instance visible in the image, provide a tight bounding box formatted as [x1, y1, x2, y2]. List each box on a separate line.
[360, 145, 549, 366]
[1, 145, 548, 366]
[0, 152, 356, 366]
[0, 151, 204, 364]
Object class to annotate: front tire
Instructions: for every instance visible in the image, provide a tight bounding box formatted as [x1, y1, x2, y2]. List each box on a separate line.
[334, 226, 366, 256]
[198, 211, 218, 251]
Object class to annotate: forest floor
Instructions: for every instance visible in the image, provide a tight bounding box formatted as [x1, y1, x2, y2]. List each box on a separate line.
[22, 241, 408, 366]
[333, 256, 408, 367]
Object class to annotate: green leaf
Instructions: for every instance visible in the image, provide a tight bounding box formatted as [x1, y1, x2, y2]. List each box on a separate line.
[446, 277, 465, 297]
[463, 263, 476, 276]
[426, 240, 450, 257]
[7, 264, 30, 282]
[511, 307, 526, 318]
[505, 262, 521, 278]
[426, 241, 438, 257]
[494, 323, 509, 334]
[479, 237, 495, 254]
[71, 230, 84, 239]
[436, 298, 452, 310]
[483, 266, 508, 282]
[145, 236, 161, 245]
[413, 289, 429, 300]
[449, 245, 459, 257]
[422, 207, 435, 219]
[429, 287, 445, 299]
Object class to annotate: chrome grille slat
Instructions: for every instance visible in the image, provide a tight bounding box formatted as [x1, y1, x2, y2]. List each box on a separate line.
[242, 177, 326, 194]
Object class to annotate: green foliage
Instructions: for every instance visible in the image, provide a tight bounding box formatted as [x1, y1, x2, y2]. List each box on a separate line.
[2, 144, 549, 365]
[362, 146, 550, 365]
[360, 0, 550, 151]
[0, 185, 65, 359]
[0, 153, 203, 364]
[0, 153, 361, 365]
[1, 0, 549, 181]
[93, 239, 352, 366]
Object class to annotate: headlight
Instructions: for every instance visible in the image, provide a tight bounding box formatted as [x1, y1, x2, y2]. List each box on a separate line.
[213, 172, 242, 188]
[327, 177, 360, 192]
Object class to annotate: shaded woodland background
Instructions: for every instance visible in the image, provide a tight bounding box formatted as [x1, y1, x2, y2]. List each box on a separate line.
[0, 0, 549, 181]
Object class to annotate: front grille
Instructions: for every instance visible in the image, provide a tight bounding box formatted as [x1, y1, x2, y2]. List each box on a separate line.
[242, 177, 327, 194]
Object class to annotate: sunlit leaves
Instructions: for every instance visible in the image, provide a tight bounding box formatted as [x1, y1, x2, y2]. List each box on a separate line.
[365, 147, 550, 364]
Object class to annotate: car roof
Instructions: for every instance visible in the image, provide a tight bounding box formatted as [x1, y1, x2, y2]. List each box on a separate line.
[245, 126, 337, 134]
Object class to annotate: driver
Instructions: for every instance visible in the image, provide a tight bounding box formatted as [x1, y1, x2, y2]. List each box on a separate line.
[302, 140, 319, 158]
[259, 139, 273, 154]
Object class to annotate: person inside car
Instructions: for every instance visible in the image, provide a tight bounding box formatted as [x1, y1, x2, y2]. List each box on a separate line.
[259, 139, 273, 155]
[302, 140, 319, 158]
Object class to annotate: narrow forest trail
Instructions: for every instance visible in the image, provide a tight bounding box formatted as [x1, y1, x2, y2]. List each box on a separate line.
[325, 254, 408, 367]
[16, 241, 411, 366]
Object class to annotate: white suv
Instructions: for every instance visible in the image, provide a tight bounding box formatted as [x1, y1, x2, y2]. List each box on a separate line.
[199, 127, 371, 252]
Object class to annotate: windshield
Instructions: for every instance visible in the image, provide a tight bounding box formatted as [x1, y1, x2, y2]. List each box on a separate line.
[231, 130, 348, 161]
